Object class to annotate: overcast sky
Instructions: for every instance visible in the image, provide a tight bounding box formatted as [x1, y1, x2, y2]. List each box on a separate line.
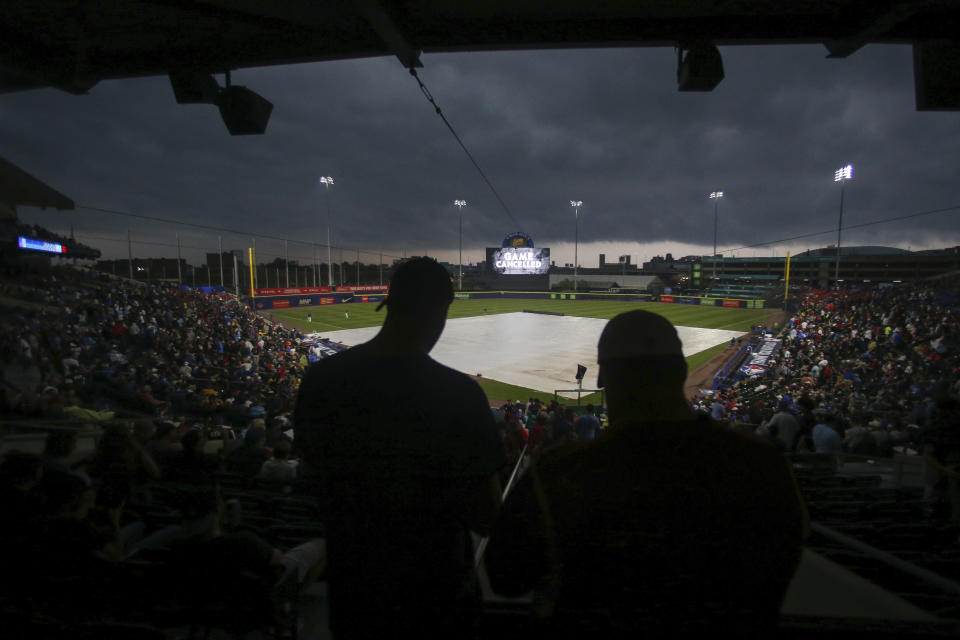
[2, 42, 959, 268]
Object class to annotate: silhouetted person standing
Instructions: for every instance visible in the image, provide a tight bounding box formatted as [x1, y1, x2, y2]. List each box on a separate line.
[295, 257, 504, 639]
[486, 310, 806, 638]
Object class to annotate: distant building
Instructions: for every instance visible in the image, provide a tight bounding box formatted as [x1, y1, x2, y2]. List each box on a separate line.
[641, 254, 692, 276]
[598, 253, 639, 273]
[695, 246, 960, 289]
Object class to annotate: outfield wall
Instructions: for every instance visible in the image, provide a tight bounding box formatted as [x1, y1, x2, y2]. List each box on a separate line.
[459, 291, 653, 302]
[251, 290, 763, 309]
[461, 291, 762, 307]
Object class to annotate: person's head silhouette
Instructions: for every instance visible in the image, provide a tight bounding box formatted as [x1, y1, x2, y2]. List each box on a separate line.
[597, 310, 690, 423]
[374, 257, 454, 354]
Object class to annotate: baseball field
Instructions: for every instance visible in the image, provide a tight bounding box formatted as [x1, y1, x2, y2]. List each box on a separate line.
[267, 298, 776, 405]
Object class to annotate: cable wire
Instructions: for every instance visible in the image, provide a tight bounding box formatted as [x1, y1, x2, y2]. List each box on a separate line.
[720, 204, 960, 255]
[409, 68, 522, 231]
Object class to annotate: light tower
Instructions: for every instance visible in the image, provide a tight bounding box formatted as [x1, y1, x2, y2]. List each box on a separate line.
[710, 191, 723, 279]
[570, 200, 582, 292]
[454, 199, 466, 290]
[320, 176, 334, 286]
[833, 164, 853, 286]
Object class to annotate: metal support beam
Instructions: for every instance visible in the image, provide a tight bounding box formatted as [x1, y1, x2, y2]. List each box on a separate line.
[352, 0, 423, 69]
[824, 1, 926, 58]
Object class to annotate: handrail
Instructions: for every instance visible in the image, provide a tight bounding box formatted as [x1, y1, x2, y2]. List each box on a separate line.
[500, 442, 530, 503]
[810, 522, 960, 599]
[474, 441, 529, 568]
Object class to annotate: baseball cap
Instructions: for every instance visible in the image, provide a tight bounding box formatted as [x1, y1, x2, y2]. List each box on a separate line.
[376, 256, 454, 312]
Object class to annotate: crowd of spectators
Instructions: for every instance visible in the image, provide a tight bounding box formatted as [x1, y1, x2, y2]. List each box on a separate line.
[1, 265, 312, 430]
[689, 277, 960, 476]
[8, 263, 958, 473]
[4, 262, 960, 631]
[493, 398, 602, 465]
[0, 265, 330, 631]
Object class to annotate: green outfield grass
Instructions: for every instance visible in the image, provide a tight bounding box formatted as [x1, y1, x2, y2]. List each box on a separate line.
[268, 297, 773, 404]
[270, 298, 773, 334]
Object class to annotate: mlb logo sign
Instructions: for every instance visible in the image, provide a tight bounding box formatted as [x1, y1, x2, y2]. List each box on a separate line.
[740, 365, 766, 377]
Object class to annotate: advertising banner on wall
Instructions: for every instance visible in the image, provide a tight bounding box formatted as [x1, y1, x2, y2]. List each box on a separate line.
[335, 285, 390, 292]
[255, 286, 332, 296]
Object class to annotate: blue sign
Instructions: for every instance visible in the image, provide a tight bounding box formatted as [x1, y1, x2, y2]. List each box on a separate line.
[738, 338, 782, 378]
[18, 236, 65, 254]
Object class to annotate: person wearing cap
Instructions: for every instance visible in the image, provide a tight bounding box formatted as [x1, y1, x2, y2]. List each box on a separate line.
[485, 309, 806, 636]
[294, 257, 504, 640]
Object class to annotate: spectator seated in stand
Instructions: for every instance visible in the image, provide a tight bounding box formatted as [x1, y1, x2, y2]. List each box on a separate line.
[162, 427, 220, 483]
[166, 488, 325, 591]
[144, 421, 182, 469]
[225, 421, 271, 478]
[259, 440, 298, 484]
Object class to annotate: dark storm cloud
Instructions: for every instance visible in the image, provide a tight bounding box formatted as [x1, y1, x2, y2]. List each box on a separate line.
[2, 42, 958, 262]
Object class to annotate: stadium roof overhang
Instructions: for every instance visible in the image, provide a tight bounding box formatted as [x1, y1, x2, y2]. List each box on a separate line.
[0, 156, 75, 221]
[2, 1, 959, 135]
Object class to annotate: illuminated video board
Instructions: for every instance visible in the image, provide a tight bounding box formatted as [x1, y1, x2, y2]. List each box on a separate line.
[486, 247, 550, 275]
[18, 236, 66, 254]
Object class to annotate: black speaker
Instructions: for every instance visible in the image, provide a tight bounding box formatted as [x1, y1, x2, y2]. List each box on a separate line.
[217, 86, 273, 135]
[576, 364, 587, 381]
[677, 43, 724, 92]
[169, 71, 220, 104]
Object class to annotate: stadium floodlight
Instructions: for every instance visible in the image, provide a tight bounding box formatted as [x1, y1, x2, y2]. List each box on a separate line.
[834, 165, 853, 182]
[709, 191, 723, 279]
[570, 201, 583, 292]
[320, 176, 335, 286]
[454, 200, 467, 291]
[833, 165, 853, 286]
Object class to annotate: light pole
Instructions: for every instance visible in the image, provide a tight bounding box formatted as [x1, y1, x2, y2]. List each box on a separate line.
[454, 199, 466, 290]
[320, 176, 334, 286]
[710, 191, 723, 280]
[570, 200, 582, 292]
[833, 164, 853, 287]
